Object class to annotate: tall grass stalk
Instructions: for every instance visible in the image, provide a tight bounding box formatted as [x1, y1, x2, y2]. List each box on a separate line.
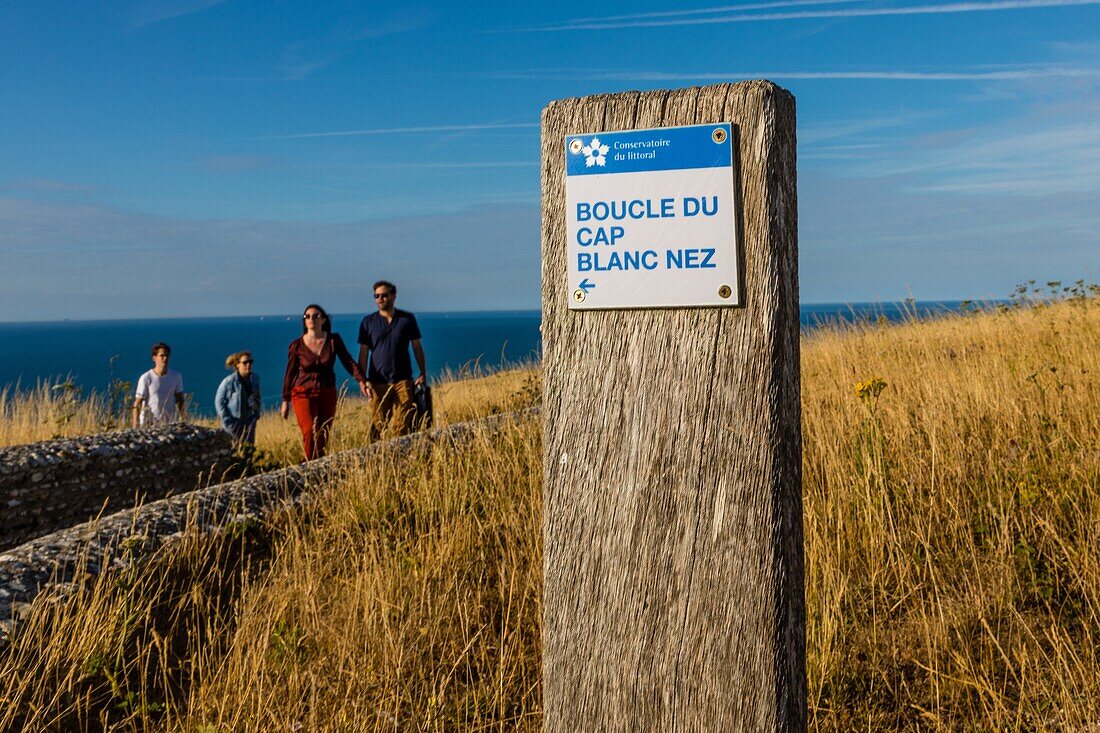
[0, 380, 114, 446]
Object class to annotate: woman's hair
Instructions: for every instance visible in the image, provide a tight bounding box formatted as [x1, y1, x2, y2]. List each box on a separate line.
[225, 350, 252, 370]
[301, 303, 332, 334]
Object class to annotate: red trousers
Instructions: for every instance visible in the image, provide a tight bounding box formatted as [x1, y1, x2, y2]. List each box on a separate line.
[291, 387, 338, 460]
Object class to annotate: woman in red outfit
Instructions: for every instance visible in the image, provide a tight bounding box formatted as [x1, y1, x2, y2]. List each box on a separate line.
[280, 304, 368, 460]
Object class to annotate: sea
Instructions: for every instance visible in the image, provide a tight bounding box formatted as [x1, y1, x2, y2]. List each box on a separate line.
[0, 302, 969, 417]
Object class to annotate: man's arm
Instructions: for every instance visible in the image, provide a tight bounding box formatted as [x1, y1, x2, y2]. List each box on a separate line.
[358, 343, 375, 398]
[412, 339, 426, 386]
[357, 343, 369, 377]
[132, 397, 144, 428]
[356, 317, 372, 378]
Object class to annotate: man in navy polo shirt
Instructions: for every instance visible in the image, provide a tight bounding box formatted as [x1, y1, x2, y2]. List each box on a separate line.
[358, 279, 427, 438]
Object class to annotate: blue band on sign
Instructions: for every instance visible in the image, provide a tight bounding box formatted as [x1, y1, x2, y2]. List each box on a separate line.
[565, 123, 732, 177]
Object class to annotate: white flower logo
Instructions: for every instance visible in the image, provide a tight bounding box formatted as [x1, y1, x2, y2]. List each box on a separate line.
[582, 137, 609, 167]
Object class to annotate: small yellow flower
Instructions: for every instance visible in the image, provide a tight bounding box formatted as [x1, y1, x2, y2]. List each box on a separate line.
[854, 377, 888, 407]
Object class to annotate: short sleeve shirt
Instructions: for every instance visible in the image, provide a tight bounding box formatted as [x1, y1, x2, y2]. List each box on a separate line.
[358, 309, 422, 383]
[135, 368, 183, 426]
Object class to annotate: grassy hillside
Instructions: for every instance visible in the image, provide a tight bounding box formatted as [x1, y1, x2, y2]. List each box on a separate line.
[802, 297, 1099, 727]
[1, 297, 1097, 730]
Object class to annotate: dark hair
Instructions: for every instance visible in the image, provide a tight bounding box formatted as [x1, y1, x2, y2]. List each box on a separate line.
[151, 342, 171, 357]
[372, 280, 396, 294]
[301, 304, 332, 334]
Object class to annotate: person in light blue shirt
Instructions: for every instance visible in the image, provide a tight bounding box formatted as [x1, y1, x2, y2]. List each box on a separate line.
[215, 350, 261, 450]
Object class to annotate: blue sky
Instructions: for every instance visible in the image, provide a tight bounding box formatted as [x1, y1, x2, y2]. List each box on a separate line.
[1, 0, 1097, 320]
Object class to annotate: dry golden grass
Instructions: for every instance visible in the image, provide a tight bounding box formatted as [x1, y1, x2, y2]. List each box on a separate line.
[0, 371, 543, 731]
[0, 368, 537, 458]
[0, 522, 268, 731]
[177, 416, 541, 731]
[0, 381, 122, 446]
[0, 380, 220, 447]
[803, 297, 1100, 729]
[1, 298, 1097, 731]
[0, 413, 541, 732]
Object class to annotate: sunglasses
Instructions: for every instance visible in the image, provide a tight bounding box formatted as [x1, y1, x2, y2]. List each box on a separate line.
[239, 359, 254, 365]
[374, 291, 394, 299]
[303, 313, 325, 320]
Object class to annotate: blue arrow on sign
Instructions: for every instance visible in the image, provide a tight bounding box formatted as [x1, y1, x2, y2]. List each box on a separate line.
[578, 278, 596, 293]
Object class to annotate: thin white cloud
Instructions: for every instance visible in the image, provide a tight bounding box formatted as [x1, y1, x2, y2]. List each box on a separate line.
[483, 66, 1100, 82]
[800, 144, 890, 160]
[260, 122, 539, 141]
[898, 122, 1100, 194]
[526, 0, 1100, 30]
[551, 0, 870, 24]
[197, 155, 272, 173]
[814, 84, 1100, 195]
[0, 178, 107, 194]
[198, 12, 432, 83]
[354, 10, 436, 39]
[130, 0, 228, 29]
[800, 116, 920, 145]
[358, 161, 536, 169]
[278, 42, 338, 81]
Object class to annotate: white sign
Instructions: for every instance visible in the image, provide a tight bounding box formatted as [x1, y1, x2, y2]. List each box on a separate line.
[565, 123, 740, 309]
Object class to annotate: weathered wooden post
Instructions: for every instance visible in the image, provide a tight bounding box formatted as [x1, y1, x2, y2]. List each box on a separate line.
[541, 82, 803, 730]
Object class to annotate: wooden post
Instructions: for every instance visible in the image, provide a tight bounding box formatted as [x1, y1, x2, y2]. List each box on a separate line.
[541, 81, 803, 731]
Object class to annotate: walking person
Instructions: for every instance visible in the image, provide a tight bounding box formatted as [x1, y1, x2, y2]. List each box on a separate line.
[215, 350, 261, 451]
[358, 280, 427, 439]
[132, 342, 186, 428]
[281, 304, 368, 460]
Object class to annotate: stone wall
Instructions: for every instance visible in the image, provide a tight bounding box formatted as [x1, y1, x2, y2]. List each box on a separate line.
[0, 425, 233, 551]
[0, 410, 534, 646]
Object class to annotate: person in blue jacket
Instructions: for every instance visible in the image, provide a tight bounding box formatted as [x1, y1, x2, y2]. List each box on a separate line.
[215, 350, 262, 450]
